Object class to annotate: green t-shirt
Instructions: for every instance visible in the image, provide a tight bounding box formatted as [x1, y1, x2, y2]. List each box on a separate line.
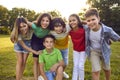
[39, 48, 63, 72]
[32, 23, 50, 38]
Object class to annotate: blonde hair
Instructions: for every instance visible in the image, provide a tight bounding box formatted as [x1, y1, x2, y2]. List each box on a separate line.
[10, 17, 27, 43]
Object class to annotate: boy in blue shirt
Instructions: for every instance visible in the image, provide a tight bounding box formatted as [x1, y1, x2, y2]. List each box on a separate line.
[84, 8, 120, 80]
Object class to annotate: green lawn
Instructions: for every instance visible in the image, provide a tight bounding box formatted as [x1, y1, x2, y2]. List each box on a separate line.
[0, 34, 120, 80]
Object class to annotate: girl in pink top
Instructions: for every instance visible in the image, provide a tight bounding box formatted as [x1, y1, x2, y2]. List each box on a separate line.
[69, 14, 86, 80]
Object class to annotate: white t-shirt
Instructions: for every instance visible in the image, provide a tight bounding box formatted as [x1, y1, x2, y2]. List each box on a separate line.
[89, 27, 102, 52]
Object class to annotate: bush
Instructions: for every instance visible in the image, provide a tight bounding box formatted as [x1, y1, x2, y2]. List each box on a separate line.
[0, 26, 11, 34]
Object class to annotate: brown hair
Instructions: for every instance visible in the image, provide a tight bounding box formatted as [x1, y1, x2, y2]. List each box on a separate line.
[37, 13, 52, 29]
[10, 17, 28, 42]
[69, 14, 83, 29]
[84, 8, 99, 18]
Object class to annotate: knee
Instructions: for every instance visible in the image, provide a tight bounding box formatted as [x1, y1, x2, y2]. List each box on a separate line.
[57, 66, 63, 74]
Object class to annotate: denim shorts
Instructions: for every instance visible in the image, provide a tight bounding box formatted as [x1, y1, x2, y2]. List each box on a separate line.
[60, 48, 69, 65]
[45, 71, 56, 80]
[14, 40, 31, 53]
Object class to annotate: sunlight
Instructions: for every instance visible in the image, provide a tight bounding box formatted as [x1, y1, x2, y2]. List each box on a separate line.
[0, 0, 88, 18]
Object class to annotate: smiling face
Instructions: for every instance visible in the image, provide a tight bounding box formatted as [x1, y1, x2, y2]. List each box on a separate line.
[43, 37, 54, 50]
[19, 22, 29, 35]
[54, 23, 64, 34]
[40, 16, 50, 29]
[69, 16, 79, 30]
[86, 15, 100, 31]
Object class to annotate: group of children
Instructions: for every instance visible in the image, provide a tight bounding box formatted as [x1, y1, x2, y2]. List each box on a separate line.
[10, 8, 120, 80]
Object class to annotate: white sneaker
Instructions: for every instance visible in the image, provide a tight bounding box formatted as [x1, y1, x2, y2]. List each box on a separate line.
[63, 72, 69, 78]
[38, 75, 44, 80]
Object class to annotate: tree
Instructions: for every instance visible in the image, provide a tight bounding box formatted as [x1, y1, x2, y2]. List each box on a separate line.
[48, 10, 61, 18]
[8, 8, 36, 30]
[86, 0, 120, 28]
[0, 5, 9, 26]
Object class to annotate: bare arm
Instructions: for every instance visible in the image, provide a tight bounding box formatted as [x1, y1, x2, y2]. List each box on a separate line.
[27, 21, 33, 27]
[39, 63, 48, 80]
[50, 60, 64, 72]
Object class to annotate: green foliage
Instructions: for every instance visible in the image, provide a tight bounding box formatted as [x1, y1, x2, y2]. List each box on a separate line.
[86, 0, 120, 33]
[0, 26, 10, 34]
[0, 34, 120, 80]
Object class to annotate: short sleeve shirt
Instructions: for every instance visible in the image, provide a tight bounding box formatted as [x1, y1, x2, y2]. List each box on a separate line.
[31, 23, 50, 38]
[18, 28, 33, 41]
[39, 48, 63, 72]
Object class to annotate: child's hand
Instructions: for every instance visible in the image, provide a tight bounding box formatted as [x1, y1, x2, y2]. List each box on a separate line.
[34, 50, 42, 55]
[50, 63, 59, 72]
[37, 50, 42, 55]
[10, 34, 15, 43]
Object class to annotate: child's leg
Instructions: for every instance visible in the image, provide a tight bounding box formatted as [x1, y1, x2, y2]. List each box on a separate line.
[22, 53, 29, 75]
[90, 51, 101, 80]
[78, 51, 86, 80]
[92, 71, 100, 80]
[45, 71, 54, 80]
[60, 49, 69, 78]
[33, 57, 39, 80]
[16, 53, 23, 80]
[56, 66, 63, 80]
[104, 69, 111, 80]
[72, 50, 79, 80]
[102, 58, 111, 80]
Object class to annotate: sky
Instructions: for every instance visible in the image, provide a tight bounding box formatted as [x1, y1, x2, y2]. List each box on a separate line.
[0, 0, 88, 19]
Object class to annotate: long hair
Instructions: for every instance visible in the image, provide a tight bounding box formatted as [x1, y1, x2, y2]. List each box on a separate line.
[36, 13, 52, 29]
[69, 14, 83, 29]
[10, 17, 27, 42]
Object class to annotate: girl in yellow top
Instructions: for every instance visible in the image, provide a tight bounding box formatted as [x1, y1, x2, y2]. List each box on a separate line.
[50, 18, 71, 78]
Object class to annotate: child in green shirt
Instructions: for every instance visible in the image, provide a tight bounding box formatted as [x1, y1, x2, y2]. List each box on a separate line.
[39, 35, 64, 80]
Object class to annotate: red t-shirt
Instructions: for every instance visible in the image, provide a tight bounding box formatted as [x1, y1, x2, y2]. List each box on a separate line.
[69, 27, 85, 52]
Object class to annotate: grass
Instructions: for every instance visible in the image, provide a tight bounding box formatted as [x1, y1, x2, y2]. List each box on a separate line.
[0, 34, 120, 80]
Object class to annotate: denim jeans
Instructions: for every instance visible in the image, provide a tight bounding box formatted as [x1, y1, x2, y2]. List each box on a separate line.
[60, 48, 69, 65]
[45, 71, 56, 80]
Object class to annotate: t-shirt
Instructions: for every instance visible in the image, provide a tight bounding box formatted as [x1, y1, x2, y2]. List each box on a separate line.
[69, 27, 85, 52]
[18, 28, 33, 41]
[39, 48, 63, 72]
[90, 27, 102, 52]
[32, 23, 50, 38]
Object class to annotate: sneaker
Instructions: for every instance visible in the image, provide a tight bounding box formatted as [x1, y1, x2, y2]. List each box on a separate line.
[38, 75, 44, 80]
[63, 72, 69, 78]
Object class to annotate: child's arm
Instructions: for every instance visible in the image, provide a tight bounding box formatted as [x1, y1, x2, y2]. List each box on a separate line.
[18, 40, 38, 54]
[39, 63, 48, 80]
[27, 21, 33, 27]
[10, 27, 16, 43]
[27, 20, 37, 28]
[50, 60, 64, 72]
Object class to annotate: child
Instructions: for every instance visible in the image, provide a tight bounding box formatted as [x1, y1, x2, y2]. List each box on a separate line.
[84, 8, 120, 80]
[10, 17, 39, 80]
[68, 14, 86, 80]
[50, 18, 70, 78]
[27, 13, 52, 80]
[39, 35, 64, 80]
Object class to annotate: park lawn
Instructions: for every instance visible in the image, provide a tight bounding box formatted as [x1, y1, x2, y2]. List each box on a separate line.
[0, 34, 120, 80]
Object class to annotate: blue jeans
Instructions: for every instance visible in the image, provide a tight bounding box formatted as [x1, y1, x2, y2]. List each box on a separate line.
[45, 71, 56, 80]
[60, 48, 69, 65]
